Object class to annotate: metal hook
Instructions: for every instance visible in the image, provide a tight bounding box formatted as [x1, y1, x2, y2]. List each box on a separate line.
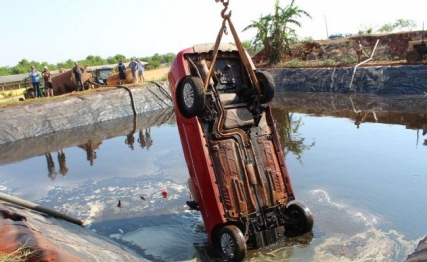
[221, 0, 231, 19]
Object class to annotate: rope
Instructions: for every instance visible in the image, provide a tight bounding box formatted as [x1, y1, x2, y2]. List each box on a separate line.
[116, 85, 137, 115]
[148, 81, 172, 101]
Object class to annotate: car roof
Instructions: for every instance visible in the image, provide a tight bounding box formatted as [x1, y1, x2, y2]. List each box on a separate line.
[193, 43, 238, 53]
[96, 67, 114, 71]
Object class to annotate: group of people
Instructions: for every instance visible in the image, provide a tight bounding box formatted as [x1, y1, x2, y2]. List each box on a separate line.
[28, 58, 145, 97]
[28, 63, 85, 98]
[45, 149, 68, 181]
[118, 58, 145, 85]
[28, 66, 54, 98]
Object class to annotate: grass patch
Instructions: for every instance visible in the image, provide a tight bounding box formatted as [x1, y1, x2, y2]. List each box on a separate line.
[0, 240, 38, 262]
[320, 59, 336, 67]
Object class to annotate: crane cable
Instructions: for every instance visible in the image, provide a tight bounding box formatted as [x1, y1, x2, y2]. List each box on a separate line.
[205, 0, 262, 97]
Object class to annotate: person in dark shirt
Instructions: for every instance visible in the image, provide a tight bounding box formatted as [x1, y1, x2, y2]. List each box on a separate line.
[42, 66, 54, 97]
[72, 63, 84, 91]
[118, 60, 126, 85]
[128, 58, 138, 83]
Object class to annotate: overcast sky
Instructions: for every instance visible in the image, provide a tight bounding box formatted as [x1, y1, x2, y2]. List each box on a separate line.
[0, 0, 425, 67]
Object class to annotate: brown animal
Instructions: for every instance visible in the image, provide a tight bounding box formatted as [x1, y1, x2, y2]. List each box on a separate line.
[51, 67, 93, 95]
[106, 68, 135, 86]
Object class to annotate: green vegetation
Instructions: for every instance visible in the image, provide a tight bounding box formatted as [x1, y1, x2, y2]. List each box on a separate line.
[0, 53, 176, 76]
[358, 19, 417, 35]
[243, 0, 311, 64]
[241, 40, 263, 56]
[320, 59, 336, 67]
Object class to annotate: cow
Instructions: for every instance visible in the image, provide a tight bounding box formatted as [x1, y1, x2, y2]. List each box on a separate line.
[106, 68, 135, 86]
[51, 66, 93, 95]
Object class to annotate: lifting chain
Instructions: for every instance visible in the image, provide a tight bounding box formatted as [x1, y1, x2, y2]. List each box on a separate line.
[205, 0, 262, 97]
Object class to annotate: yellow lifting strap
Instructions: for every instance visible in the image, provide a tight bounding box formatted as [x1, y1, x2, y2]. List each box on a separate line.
[204, 1, 262, 97]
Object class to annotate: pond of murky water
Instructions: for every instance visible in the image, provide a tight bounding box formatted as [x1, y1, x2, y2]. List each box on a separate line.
[1, 93, 427, 261]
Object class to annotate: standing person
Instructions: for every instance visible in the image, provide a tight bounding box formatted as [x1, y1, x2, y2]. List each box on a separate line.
[355, 40, 368, 63]
[72, 63, 84, 91]
[128, 57, 138, 83]
[138, 129, 146, 149]
[45, 153, 58, 181]
[42, 66, 54, 97]
[57, 149, 69, 176]
[136, 59, 145, 82]
[125, 131, 135, 151]
[118, 60, 126, 85]
[29, 66, 41, 98]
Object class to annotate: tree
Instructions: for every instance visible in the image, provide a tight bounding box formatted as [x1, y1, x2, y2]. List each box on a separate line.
[243, 0, 311, 64]
[359, 19, 417, 35]
[241, 40, 262, 56]
[0, 67, 11, 76]
[84, 55, 107, 66]
[56, 59, 75, 70]
[358, 25, 374, 35]
[377, 19, 417, 33]
[106, 54, 127, 64]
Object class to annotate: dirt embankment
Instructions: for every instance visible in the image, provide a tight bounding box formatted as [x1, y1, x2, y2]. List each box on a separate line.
[253, 30, 427, 68]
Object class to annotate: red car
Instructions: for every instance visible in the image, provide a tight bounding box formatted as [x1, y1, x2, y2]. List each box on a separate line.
[168, 43, 313, 261]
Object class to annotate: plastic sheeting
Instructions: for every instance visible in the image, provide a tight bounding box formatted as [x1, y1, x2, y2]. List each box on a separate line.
[0, 83, 172, 145]
[267, 65, 427, 94]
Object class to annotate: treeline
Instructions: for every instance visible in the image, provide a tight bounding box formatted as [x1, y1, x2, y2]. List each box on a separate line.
[0, 53, 176, 76]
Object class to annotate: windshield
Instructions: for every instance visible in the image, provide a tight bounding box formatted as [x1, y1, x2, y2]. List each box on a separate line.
[98, 70, 112, 79]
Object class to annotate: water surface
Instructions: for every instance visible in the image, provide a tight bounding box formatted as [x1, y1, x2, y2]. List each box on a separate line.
[1, 93, 427, 261]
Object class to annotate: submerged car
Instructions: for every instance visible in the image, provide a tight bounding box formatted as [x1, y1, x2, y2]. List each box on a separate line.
[168, 43, 313, 261]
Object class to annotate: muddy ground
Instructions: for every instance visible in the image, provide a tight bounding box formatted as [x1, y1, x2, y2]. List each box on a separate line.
[253, 30, 427, 68]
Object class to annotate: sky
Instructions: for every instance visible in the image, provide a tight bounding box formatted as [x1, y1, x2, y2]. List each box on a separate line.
[0, 0, 425, 67]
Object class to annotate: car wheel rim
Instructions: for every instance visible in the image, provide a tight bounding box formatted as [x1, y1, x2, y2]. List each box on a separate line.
[183, 83, 194, 108]
[220, 233, 235, 258]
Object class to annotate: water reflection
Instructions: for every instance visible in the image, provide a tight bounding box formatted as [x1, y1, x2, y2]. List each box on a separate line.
[272, 92, 427, 152]
[125, 131, 136, 151]
[2, 93, 427, 261]
[78, 141, 101, 166]
[45, 153, 58, 180]
[57, 149, 69, 176]
[0, 108, 174, 169]
[272, 109, 316, 162]
[45, 150, 69, 180]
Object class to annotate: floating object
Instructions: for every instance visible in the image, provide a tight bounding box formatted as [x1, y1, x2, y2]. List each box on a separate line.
[161, 189, 168, 198]
[117, 200, 121, 208]
[140, 195, 146, 201]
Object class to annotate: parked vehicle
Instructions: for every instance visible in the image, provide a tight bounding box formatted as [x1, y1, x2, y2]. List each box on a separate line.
[405, 39, 427, 62]
[168, 43, 313, 261]
[90, 66, 114, 85]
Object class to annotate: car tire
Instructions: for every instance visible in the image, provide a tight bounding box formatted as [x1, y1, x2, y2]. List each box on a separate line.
[218, 225, 247, 262]
[178, 76, 205, 118]
[284, 202, 314, 237]
[405, 50, 420, 63]
[255, 70, 275, 104]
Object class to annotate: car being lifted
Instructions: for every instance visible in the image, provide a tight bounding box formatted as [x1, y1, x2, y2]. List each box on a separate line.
[168, 42, 314, 261]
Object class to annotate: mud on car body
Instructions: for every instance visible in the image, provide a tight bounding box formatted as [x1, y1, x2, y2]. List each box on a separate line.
[168, 43, 313, 261]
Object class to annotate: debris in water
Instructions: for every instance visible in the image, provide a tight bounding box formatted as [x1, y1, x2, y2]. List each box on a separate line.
[117, 200, 121, 208]
[161, 189, 168, 198]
